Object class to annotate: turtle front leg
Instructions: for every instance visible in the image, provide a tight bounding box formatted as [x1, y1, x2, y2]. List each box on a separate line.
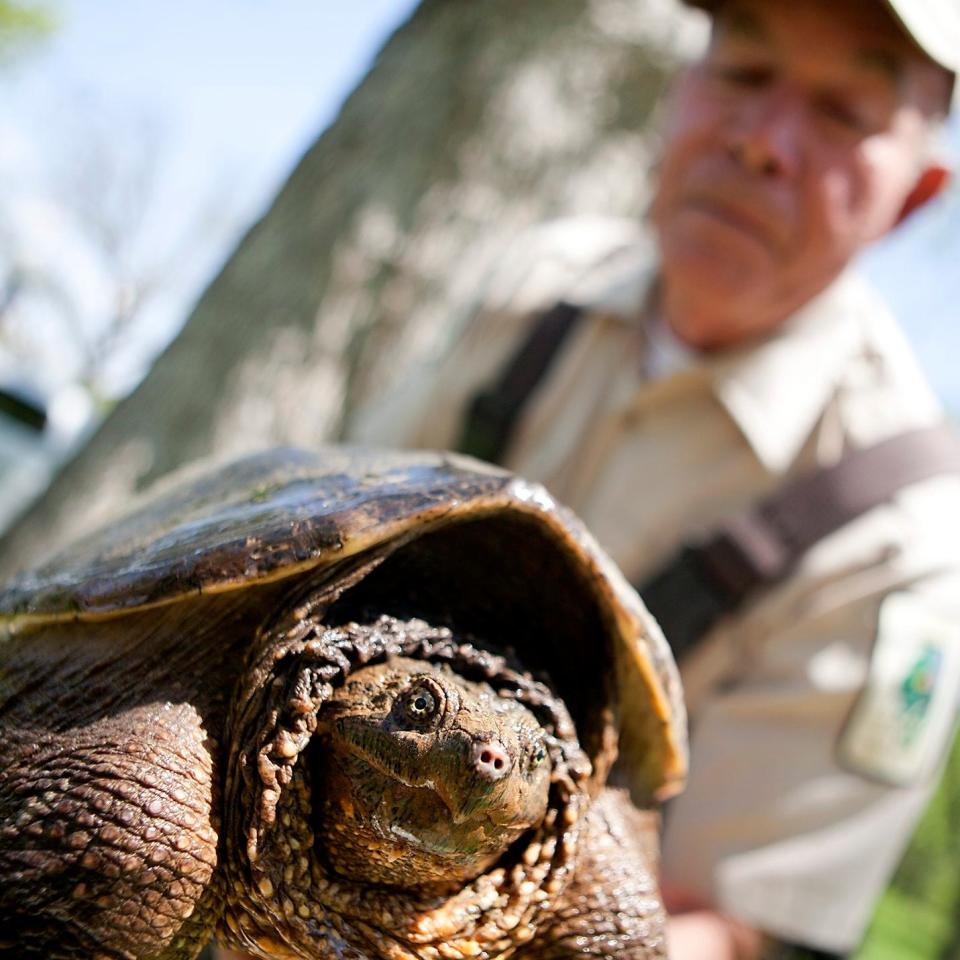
[516, 788, 668, 959]
[0, 597, 255, 960]
[0, 701, 222, 959]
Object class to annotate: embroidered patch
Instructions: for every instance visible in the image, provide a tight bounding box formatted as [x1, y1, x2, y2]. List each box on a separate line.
[837, 592, 960, 786]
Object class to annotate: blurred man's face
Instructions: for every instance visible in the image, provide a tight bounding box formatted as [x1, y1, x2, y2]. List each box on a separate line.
[651, 0, 951, 350]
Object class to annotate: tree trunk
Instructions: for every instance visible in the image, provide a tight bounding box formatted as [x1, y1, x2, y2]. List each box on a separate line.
[0, 0, 702, 577]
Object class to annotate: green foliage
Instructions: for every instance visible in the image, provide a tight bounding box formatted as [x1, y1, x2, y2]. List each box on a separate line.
[853, 732, 960, 959]
[0, 1, 56, 64]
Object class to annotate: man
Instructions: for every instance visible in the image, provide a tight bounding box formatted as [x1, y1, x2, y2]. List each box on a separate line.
[352, 1, 960, 957]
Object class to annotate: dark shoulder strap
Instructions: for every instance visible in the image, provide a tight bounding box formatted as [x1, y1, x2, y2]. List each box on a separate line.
[641, 423, 960, 660]
[456, 301, 583, 464]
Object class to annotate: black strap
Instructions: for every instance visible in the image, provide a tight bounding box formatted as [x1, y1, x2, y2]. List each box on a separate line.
[456, 301, 583, 464]
[454, 303, 960, 661]
[641, 423, 960, 661]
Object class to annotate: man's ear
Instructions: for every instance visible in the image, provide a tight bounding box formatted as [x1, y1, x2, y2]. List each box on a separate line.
[896, 163, 951, 224]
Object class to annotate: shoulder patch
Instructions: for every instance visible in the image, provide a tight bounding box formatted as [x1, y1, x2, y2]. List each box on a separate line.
[837, 592, 960, 786]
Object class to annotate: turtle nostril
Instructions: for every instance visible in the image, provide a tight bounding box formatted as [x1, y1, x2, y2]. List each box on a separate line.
[473, 739, 512, 781]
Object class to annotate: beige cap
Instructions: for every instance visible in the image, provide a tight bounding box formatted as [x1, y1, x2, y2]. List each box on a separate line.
[883, 0, 960, 76]
[684, 0, 960, 84]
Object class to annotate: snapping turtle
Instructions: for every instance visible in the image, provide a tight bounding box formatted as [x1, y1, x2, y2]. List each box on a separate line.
[0, 448, 686, 959]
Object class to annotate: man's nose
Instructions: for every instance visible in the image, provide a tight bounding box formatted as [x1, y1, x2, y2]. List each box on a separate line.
[726, 88, 804, 178]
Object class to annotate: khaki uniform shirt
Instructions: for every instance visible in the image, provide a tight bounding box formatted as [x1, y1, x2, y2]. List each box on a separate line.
[351, 217, 960, 953]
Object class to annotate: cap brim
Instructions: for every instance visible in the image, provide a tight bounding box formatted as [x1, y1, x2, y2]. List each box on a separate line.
[680, 0, 958, 107]
[884, 0, 960, 75]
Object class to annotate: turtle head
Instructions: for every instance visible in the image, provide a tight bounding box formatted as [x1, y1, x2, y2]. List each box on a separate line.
[313, 656, 552, 890]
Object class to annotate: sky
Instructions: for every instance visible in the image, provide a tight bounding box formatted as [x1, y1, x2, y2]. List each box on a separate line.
[0, 0, 420, 528]
[2, 0, 421, 400]
[1, 0, 959, 429]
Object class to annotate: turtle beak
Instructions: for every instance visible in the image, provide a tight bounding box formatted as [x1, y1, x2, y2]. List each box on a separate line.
[431, 735, 515, 824]
[470, 737, 513, 782]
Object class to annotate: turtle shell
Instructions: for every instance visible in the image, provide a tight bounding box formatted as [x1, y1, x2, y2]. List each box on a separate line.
[0, 446, 686, 803]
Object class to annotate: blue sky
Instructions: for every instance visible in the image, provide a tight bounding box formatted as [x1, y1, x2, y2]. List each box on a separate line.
[11, 1, 422, 219]
[2, 1, 420, 395]
[3, 0, 959, 411]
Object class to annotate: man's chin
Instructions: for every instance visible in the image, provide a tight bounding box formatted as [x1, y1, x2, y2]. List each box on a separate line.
[660, 261, 781, 350]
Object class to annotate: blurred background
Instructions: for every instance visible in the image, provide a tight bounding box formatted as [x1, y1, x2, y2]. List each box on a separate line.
[0, 0, 957, 570]
[0, 0, 419, 533]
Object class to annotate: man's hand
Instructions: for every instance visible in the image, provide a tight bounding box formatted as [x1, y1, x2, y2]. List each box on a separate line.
[667, 909, 767, 960]
[664, 884, 767, 960]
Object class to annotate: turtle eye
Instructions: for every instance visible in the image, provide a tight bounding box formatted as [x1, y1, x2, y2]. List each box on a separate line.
[528, 742, 547, 771]
[401, 681, 442, 724]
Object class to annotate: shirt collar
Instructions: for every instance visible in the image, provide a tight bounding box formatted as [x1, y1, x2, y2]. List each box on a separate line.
[585, 260, 874, 475]
[706, 272, 870, 474]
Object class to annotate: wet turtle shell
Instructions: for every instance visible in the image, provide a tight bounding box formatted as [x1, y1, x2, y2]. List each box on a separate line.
[0, 447, 686, 959]
[1, 446, 685, 798]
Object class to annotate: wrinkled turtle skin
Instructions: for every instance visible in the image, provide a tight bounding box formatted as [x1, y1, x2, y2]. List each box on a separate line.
[0, 447, 686, 959]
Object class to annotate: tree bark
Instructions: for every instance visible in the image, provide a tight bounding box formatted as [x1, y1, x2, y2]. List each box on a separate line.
[0, 0, 702, 577]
